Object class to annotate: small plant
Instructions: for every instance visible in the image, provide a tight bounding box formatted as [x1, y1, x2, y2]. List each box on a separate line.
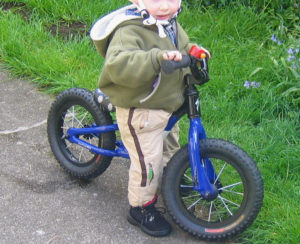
[286, 47, 299, 69]
[269, 34, 300, 106]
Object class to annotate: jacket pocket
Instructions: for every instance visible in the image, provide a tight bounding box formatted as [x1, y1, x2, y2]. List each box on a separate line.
[139, 73, 161, 103]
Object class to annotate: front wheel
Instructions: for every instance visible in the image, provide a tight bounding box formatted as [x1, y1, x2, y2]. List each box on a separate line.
[162, 139, 263, 241]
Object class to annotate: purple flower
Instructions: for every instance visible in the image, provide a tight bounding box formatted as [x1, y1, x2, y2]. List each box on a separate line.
[287, 56, 295, 62]
[244, 81, 261, 89]
[288, 48, 294, 54]
[252, 82, 261, 88]
[296, 49, 299, 54]
[250, 81, 261, 88]
[271, 35, 282, 45]
[244, 81, 250, 89]
[271, 34, 277, 42]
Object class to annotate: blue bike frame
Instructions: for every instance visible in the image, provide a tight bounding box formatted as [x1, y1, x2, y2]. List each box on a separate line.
[188, 117, 217, 199]
[67, 109, 218, 199]
[67, 124, 129, 158]
[67, 58, 218, 199]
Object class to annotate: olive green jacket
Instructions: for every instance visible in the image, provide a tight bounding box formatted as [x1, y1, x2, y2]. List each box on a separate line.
[90, 5, 192, 112]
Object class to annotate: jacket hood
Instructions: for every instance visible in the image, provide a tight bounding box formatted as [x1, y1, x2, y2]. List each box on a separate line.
[90, 4, 142, 57]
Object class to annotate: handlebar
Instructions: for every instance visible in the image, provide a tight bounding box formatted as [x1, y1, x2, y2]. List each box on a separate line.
[161, 55, 191, 74]
[161, 55, 210, 85]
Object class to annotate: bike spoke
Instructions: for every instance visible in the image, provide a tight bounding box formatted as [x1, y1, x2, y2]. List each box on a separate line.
[180, 184, 193, 188]
[78, 147, 89, 162]
[187, 197, 203, 210]
[182, 194, 201, 199]
[183, 173, 193, 182]
[88, 137, 96, 146]
[63, 109, 74, 127]
[218, 195, 240, 207]
[214, 162, 227, 184]
[222, 189, 244, 196]
[67, 107, 85, 127]
[82, 150, 89, 161]
[78, 111, 89, 125]
[71, 106, 75, 127]
[78, 148, 83, 161]
[72, 112, 85, 127]
[65, 141, 71, 149]
[208, 202, 213, 222]
[218, 195, 233, 216]
[213, 202, 223, 222]
[62, 114, 71, 129]
[219, 182, 242, 191]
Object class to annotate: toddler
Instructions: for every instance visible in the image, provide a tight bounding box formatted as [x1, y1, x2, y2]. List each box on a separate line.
[90, 0, 210, 237]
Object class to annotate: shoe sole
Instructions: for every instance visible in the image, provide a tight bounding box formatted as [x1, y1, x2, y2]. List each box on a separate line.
[127, 214, 171, 237]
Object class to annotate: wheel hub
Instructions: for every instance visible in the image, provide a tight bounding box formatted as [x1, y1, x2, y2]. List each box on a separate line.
[203, 184, 219, 202]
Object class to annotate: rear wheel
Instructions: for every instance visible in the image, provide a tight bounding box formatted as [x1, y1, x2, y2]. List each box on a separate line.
[47, 88, 115, 179]
[162, 139, 263, 241]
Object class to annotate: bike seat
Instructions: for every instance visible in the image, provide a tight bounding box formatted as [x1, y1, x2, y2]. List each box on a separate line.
[93, 88, 116, 112]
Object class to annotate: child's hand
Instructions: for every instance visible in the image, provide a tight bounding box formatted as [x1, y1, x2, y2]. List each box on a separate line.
[163, 51, 182, 61]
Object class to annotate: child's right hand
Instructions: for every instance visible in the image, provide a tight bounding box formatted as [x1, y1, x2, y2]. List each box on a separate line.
[162, 51, 183, 61]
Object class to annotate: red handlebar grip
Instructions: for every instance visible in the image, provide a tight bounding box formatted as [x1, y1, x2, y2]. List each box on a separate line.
[189, 45, 206, 59]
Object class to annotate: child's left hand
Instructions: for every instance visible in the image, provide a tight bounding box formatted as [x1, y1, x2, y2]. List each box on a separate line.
[163, 51, 182, 61]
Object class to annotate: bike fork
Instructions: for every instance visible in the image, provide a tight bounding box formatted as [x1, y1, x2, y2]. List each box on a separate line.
[185, 75, 219, 200]
[188, 118, 218, 200]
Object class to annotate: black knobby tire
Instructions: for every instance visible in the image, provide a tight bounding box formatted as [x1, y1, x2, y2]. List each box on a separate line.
[162, 139, 263, 241]
[47, 88, 116, 179]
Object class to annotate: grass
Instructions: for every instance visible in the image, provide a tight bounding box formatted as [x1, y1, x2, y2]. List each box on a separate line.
[0, 0, 299, 243]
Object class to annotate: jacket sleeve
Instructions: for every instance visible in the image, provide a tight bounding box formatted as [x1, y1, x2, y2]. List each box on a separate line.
[104, 26, 165, 88]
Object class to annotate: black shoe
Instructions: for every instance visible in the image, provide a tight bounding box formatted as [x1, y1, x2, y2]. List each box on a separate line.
[127, 204, 172, 237]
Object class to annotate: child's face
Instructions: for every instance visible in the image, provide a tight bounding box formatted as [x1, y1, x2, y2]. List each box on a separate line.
[132, 0, 181, 21]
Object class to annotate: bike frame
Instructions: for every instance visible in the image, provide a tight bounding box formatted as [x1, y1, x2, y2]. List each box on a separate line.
[67, 63, 219, 200]
[184, 74, 218, 199]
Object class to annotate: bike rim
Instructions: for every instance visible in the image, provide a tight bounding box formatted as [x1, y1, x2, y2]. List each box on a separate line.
[58, 104, 103, 166]
[179, 157, 247, 226]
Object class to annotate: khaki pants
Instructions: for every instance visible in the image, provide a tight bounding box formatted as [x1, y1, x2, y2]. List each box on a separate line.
[116, 107, 180, 207]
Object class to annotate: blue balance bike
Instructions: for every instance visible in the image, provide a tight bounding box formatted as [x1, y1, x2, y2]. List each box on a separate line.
[47, 55, 263, 241]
